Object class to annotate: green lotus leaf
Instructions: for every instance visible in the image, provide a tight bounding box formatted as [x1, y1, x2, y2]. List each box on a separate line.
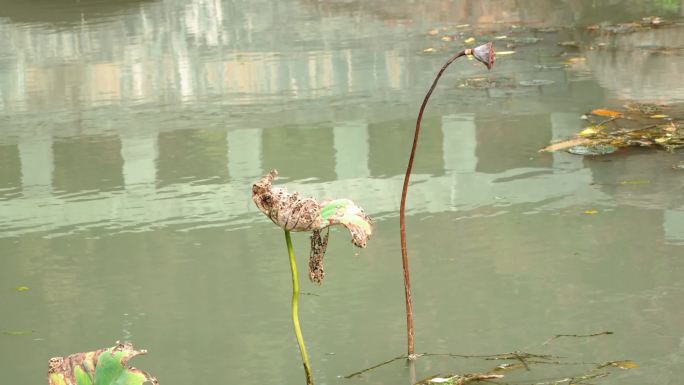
[319, 199, 372, 248]
[48, 342, 157, 385]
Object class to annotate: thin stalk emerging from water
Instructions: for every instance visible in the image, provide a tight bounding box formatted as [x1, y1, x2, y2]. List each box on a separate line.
[285, 230, 314, 385]
[399, 43, 495, 359]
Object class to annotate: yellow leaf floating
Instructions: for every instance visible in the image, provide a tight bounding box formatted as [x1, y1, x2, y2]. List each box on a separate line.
[579, 126, 604, 136]
[591, 109, 622, 118]
[464, 37, 475, 44]
[496, 51, 516, 55]
[650, 114, 669, 119]
[605, 360, 639, 369]
[423, 48, 436, 53]
[584, 210, 599, 215]
[15, 286, 29, 292]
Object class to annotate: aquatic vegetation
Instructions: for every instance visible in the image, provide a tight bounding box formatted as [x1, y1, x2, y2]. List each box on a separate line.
[48, 342, 157, 385]
[541, 104, 684, 155]
[348, 343, 637, 385]
[252, 169, 372, 385]
[400, 42, 495, 359]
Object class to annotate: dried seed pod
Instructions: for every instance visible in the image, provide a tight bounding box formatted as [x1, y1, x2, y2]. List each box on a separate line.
[472, 42, 495, 70]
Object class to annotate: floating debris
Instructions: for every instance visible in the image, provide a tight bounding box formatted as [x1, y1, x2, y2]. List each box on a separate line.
[519, 79, 555, 87]
[591, 109, 622, 118]
[567, 143, 618, 156]
[543, 331, 613, 345]
[558, 41, 580, 48]
[506, 36, 543, 48]
[625, 103, 663, 115]
[542, 104, 684, 155]
[598, 360, 639, 369]
[534, 64, 567, 70]
[535, 27, 562, 33]
[346, 347, 636, 385]
[458, 76, 516, 89]
[416, 373, 503, 385]
[589, 16, 671, 35]
[2, 330, 34, 336]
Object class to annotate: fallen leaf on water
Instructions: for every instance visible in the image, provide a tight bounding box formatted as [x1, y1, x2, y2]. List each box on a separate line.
[496, 51, 516, 55]
[649, 114, 669, 119]
[540, 138, 589, 152]
[600, 360, 639, 369]
[584, 210, 599, 215]
[464, 37, 475, 44]
[15, 286, 29, 292]
[441, 36, 453, 42]
[563, 57, 586, 64]
[519, 79, 555, 86]
[558, 41, 580, 48]
[579, 126, 603, 136]
[2, 330, 34, 336]
[591, 109, 622, 118]
[423, 48, 436, 53]
[427, 28, 440, 36]
[492, 363, 526, 372]
[495, 35, 508, 39]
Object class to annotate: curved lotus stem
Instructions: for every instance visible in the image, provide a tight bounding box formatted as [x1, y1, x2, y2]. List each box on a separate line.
[399, 43, 495, 359]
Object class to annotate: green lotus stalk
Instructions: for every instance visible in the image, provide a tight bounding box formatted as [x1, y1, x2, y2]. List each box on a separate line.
[252, 169, 372, 385]
[285, 230, 314, 385]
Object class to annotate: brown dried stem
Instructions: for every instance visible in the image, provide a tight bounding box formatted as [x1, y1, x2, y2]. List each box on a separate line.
[399, 43, 494, 359]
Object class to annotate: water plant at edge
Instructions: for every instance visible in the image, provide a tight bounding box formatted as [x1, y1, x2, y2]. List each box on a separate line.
[252, 169, 373, 385]
[399, 42, 495, 359]
[48, 341, 157, 385]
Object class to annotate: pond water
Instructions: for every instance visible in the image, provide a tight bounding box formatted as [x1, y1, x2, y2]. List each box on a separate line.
[1, 1, 684, 384]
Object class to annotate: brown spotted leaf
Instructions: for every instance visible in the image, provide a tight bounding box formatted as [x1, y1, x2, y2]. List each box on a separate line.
[48, 342, 157, 385]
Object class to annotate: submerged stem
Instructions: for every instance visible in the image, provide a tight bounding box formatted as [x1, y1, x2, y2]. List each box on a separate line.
[285, 230, 314, 385]
[399, 49, 468, 359]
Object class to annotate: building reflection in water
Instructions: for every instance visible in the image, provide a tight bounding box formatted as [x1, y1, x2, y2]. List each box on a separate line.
[0, 0, 683, 243]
